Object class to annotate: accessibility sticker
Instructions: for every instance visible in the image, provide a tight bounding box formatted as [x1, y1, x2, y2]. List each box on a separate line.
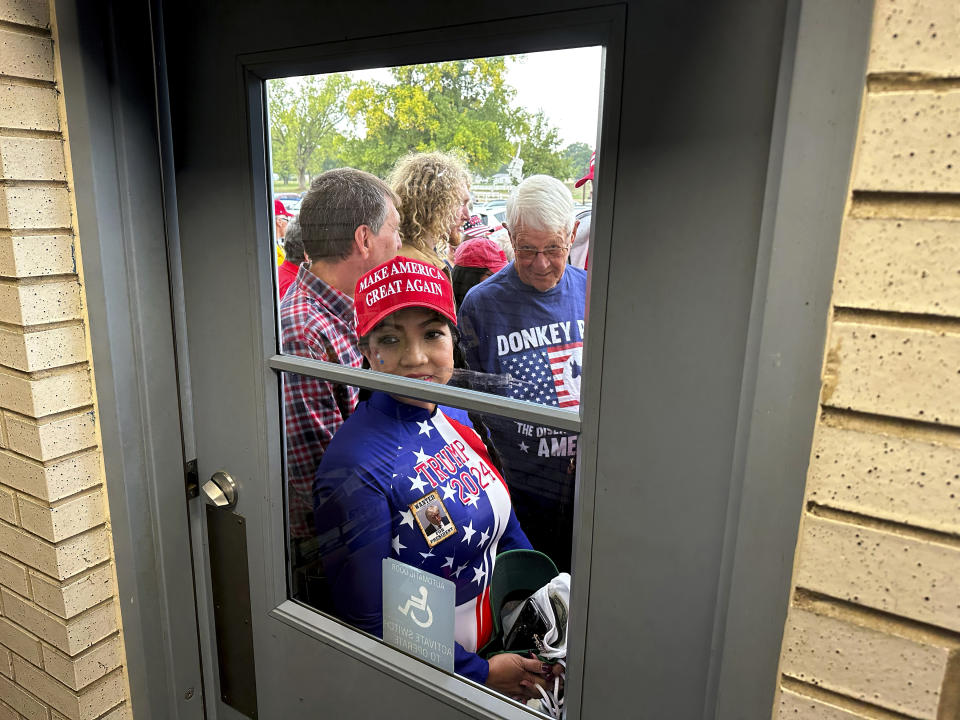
[382, 558, 455, 672]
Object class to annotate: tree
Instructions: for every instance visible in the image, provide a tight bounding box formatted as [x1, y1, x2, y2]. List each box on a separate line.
[512, 111, 570, 179]
[343, 59, 521, 178]
[268, 75, 352, 190]
[562, 142, 593, 181]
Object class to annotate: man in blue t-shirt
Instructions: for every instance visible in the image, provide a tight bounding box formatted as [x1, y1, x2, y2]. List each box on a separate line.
[458, 175, 586, 571]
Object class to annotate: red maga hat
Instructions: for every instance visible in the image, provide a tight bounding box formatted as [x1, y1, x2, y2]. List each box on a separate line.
[454, 237, 508, 274]
[354, 257, 457, 337]
[274, 198, 294, 218]
[573, 151, 595, 189]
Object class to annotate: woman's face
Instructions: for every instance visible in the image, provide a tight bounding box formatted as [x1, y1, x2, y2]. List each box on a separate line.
[362, 308, 455, 409]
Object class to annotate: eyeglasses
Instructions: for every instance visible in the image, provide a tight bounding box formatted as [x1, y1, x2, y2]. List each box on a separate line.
[514, 245, 570, 260]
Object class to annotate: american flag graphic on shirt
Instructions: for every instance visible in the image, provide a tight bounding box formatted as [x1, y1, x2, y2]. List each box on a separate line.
[501, 342, 583, 408]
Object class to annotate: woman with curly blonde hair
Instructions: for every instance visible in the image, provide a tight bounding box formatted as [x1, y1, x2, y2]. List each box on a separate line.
[387, 151, 471, 275]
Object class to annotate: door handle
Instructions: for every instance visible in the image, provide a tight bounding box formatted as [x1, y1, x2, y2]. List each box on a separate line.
[202, 470, 238, 508]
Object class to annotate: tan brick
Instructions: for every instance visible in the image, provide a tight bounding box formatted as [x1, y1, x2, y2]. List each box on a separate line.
[777, 688, 875, 719]
[0, 235, 75, 278]
[0, 280, 82, 326]
[0, 449, 99, 502]
[4, 412, 97, 464]
[0, 590, 117, 656]
[795, 514, 960, 632]
[0, 1, 50, 29]
[29, 563, 113, 619]
[0, 554, 29, 596]
[0, 30, 53, 83]
[0, 618, 41, 667]
[0, 324, 86, 372]
[18, 489, 104, 544]
[807, 425, 960, 535]
[833, 218, 960, 316]
[781, 605, 959, 718]
[0, 136, 64, 182]
[868, 0, 960, 76]
[0, 186, 71, 230]
[41, 635, 122, 692]
[0, 485, 14, 523]
[0, 673, 45, 720]
[853, 91, 960, 194]
[0, 648, 8, 679]
[0, 699, 15, 720]
[0, 521, 109, 580]
[12, 655, 124, 720]
[822, 322, 960, 426]
[97, 704, 129, 720]
[0, 84, 57, 132]
[0, 366, 91, 418]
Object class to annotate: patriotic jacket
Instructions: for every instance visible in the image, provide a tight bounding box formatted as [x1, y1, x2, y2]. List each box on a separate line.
[313, 392, 531, 684]
[281, 265, 362, 538]
[457, 264, 586, 510]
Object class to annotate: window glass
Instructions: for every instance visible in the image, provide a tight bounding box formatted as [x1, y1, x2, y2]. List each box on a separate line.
[283, 374, 575, 712]
[268, 46, 602, 715]
[268, 49, 601, 412]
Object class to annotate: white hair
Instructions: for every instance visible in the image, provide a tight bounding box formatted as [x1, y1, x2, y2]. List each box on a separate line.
[506, 175, 575, 237]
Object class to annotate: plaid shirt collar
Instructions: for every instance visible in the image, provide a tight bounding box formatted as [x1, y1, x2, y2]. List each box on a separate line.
[295, 264, 355, 324]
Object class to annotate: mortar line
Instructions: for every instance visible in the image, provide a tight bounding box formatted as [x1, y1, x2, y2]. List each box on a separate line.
[819, 406, 960, 449]
[0, 179, 69, 189]
[833, 306, 960, 334]
[0, 20, 51, 37]
[867, 73, 960, 93]
[779, 675, 918, 720]
[0, 75, 56, 90]
[0, 318, 83, 333]
[0, 128, 61, 140]
[1, 403, 95, 424]
[850, 191, 960, 219]
[0, 359, 87, 380]
[0, 273, 77, 287]
[806, 503, 960, 548]
[793, 587, 960, 646]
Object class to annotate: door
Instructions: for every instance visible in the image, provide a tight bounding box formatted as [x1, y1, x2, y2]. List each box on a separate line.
[164, 1, 797, 718]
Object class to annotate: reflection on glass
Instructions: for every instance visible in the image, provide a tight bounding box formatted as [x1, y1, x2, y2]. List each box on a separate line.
[280, 253, 574, 709]
[285, 374, 574, 709]
[269, 47, 601, 714]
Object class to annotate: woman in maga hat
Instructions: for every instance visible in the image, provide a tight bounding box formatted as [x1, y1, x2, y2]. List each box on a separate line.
[313, 256, 557, 700]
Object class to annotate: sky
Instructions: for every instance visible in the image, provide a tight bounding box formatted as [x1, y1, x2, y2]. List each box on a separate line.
[288, 45, 604, 150]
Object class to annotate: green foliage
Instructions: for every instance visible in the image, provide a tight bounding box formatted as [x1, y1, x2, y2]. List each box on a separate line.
[342, 59, 520, 178]
[515, 111, 572, 179]
[562, 142, 593, 180]
[268, 75, 352, 190]
[268, 57, 582, 186]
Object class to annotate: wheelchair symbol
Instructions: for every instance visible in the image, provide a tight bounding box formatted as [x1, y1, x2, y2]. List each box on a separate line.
[398, 585, 434, 628]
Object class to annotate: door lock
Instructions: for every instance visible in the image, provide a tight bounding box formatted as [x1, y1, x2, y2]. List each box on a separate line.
[201, 470, 238, 508]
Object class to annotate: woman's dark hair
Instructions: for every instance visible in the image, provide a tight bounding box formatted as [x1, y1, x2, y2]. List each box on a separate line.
[451, 265, 490, 307]
[357, 316, 504, 473]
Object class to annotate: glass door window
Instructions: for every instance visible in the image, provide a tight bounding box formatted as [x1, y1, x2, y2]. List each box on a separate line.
[265, 48, 602, 715]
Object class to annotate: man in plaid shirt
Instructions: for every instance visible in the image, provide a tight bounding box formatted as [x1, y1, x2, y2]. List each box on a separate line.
[281, 168, 401, 543]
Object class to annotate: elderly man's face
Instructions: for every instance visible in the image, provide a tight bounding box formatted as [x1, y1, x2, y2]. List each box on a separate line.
[509, 224, 576, 292]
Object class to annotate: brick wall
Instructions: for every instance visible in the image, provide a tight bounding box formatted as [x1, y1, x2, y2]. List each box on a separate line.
[0, 1, 131, 719]
[773, 1, 960, 718]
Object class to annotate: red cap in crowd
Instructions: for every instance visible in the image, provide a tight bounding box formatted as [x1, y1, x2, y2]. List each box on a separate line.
[274, 198, 294, 218]
[574, 151, 595, 189]
[354, 257, 457, 337]
[454, 237, 508, 274]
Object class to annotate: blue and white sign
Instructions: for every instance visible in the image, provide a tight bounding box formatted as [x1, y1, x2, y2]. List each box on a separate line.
[382, 558, 455, 672]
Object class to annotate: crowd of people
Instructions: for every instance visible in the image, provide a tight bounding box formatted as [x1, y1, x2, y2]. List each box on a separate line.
[274, 150, 591, 702]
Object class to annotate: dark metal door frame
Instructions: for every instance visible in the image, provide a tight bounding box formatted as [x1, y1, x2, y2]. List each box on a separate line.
[54, 0, 873, 717]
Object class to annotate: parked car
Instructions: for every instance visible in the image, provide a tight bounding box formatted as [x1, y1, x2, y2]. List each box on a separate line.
[476, 204, 506, 230]
[274, 192, 303, 215]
